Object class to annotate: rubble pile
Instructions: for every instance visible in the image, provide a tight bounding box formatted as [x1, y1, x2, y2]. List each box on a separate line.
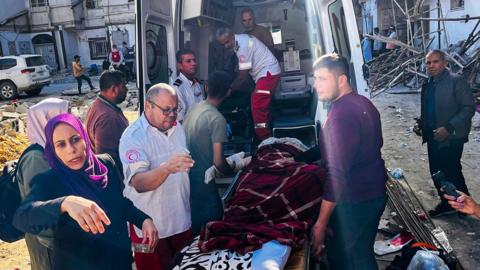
[0, 86, 139, 166]
[385, 172, 461, 266]
[366, 46, 425, 96]
[0, 133, 29, 167]
[365, 0, 480, 97]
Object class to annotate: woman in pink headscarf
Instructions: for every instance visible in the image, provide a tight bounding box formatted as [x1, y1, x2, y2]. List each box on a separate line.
[14, 113, 158, 270]
[16, 98, 69, 270]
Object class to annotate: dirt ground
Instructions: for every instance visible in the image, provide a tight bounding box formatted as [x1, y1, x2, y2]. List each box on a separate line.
[0, 88, 479, 269]
[374, 88, 480, 269]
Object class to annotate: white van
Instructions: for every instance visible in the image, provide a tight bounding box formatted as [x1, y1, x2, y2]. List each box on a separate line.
[135, 0, 367, 146]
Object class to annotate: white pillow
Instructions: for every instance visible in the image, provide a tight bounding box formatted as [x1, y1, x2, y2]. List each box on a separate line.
[252, 241, 292, 270]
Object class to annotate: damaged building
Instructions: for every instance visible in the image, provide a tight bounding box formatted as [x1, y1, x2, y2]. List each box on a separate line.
[355, 0, 480, 96]
[0, 0, 135, 72]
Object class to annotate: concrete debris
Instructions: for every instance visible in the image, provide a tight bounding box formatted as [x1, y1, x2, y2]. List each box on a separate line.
[365, 0, 480, 98]
[386, 172, 456, 259]
[0, 88, 140, 165]
[0, 133, 29, 167]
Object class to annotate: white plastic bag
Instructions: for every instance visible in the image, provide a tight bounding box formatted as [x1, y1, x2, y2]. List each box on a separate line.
[407, 250, 449, 270]
[252, 241, 292, 270]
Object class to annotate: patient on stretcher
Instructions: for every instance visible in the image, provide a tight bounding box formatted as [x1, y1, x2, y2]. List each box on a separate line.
[172, 138, 326, 270]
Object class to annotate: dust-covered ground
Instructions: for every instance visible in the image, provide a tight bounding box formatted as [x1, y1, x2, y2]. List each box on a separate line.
[373, 88, 480, 270]
[0, 87, 479, 270]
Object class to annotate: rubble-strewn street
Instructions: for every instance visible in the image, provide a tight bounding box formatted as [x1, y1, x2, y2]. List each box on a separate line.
[375, 88, 480, 269]
[0, 76, 139, 167]
[0, 85, 479, 269]
[1, 0, 480, 268]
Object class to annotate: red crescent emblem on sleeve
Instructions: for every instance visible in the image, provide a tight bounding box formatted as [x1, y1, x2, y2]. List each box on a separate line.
[126, 149, 140, 163]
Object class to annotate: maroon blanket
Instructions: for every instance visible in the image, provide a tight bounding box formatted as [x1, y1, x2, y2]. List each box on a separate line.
[199, 143, 326, 253]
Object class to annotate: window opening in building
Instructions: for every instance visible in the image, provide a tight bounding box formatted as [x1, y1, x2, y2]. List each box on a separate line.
[88, 38, 108, 59]
[86, 0, 102, 9]
[30, 0, 49, 7]
[450, 0, 465, 10]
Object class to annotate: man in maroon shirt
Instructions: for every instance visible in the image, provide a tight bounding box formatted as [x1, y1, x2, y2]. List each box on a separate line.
[86, 70, 129, 171]
[311, 54, 388, 269]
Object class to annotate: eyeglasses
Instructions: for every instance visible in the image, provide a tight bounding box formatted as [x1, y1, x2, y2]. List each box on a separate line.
[148, 100, 182, 116]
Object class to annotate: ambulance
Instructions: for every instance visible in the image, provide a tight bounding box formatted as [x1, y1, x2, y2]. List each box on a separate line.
[135, 0, 367, 147]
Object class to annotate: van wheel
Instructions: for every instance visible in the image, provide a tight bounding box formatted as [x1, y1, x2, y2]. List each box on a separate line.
[0, 81, 19, 100]
[26, 88, 42, 97]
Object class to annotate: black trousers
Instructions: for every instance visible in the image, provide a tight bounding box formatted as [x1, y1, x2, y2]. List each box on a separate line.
[75, 74, 94, 94]
[427, 141, 469, 202]
[327, 196, 387, 270]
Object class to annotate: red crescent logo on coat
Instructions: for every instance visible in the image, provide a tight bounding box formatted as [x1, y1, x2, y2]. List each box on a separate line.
[126, 149, 141, 163]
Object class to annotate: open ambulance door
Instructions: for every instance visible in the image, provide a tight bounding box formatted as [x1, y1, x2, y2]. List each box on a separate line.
[311, 0, 368, 123]
[135, 0, 180, 112]
[317, 0, 367, 95]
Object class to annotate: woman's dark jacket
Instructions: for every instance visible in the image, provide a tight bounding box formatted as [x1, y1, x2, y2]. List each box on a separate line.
[13, 154, 149, 270]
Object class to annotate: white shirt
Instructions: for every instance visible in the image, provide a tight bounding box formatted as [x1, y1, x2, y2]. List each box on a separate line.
[119, 114, 191, 238]
[173, 72, 204, 122]
[235, 34, 281, 82]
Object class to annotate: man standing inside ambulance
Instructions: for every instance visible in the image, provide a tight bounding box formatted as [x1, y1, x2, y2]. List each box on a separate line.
[216, 27, 281, 140]
[240, 7, 275, 53]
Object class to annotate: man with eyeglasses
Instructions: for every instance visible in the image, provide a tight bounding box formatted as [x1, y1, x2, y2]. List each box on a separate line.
[173, 48, 205, 122]
[119, 83, 195, 270]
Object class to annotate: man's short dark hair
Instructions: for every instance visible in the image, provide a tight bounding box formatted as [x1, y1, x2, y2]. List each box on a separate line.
[176, 48, 195, 63]
[216, 27, 233, 40]
[99, 70, 125, 91]
[374, 27, 379, 33]
[427, 49, 447, 61]
[241, 7, 254, 16]
[313, 53, 350, 79]
[74, 55, 80, 59]
[207, 71, 233, 99]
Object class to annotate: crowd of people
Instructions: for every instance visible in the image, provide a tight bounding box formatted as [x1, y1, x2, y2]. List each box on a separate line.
[9, 7, 478, 270]
[72, 41, 134, 95]
[361, 25, 398, 62]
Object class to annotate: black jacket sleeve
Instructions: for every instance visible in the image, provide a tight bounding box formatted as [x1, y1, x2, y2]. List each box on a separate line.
[13, 172, 66, 234]
[448, 76, 475, 132]
[98, 154, 150, 229]
[122, 197, 150, 229]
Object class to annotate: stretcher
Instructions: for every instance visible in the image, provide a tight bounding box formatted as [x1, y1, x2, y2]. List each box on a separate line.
[172, 168, 318, 270]
[172, 140, 319, 270]
[222, 172, 314, 270]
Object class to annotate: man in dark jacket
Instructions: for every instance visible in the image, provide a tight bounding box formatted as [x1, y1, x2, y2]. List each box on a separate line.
[416, 50, 475, 217]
